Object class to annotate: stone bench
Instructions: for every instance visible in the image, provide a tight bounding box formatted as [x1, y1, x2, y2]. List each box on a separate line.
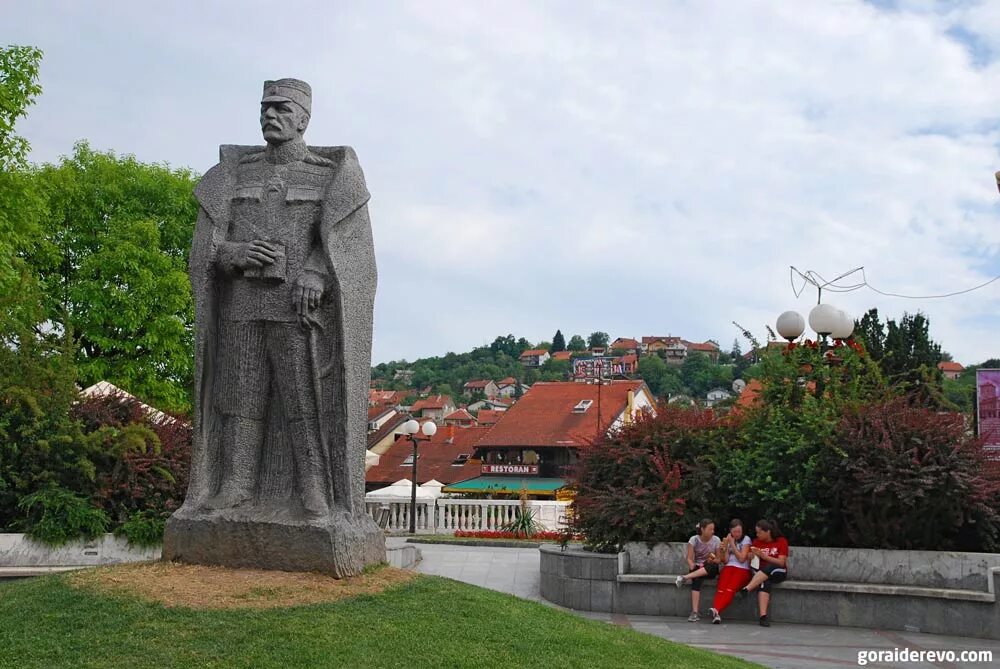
[617, 573, 998, 602]
[540, 542, 1000, 640]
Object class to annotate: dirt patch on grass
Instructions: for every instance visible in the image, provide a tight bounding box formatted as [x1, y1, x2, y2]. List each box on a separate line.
[67, 561, 418, 610]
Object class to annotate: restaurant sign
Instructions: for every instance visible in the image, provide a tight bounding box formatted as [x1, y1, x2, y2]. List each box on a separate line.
[978, 369, 1000, 454]
[481, 464, 539, 475]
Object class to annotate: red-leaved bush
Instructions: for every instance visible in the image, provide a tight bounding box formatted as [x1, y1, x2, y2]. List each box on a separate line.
[569, 404, 732, 551]
[71, 392, 190, 526]
[833, 397, 1000, 551]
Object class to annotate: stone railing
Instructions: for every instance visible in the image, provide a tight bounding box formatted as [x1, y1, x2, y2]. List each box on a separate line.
[364, 498, 570, 535]
[0, 533, 161, 578]
[539, 542, 1000, 640]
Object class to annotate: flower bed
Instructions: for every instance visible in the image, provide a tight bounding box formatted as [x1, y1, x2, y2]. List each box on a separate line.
[454, 530, 578, 541]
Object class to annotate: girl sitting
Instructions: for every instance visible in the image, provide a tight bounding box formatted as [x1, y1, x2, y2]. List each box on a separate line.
[709, 518, 752, 624]
[742, 518, 788, 627]
[674, 518, 721, 621]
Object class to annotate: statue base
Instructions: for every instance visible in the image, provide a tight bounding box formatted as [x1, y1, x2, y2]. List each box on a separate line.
[162, 509, 385, 578]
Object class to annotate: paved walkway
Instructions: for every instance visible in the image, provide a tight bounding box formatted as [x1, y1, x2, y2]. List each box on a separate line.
[395, 540, 1000, 669]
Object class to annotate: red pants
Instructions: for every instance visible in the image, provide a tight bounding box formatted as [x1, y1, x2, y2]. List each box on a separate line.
[712, 566, 751, 613]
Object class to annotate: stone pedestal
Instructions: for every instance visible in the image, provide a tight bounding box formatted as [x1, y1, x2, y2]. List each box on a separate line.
[163, 509, 385, 578]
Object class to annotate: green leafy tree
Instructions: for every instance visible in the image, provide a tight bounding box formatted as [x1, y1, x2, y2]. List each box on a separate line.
[538, 358, 572, 382]
[551, 329, 566, 353]
[0, 45, 45, 335]
[0, 45, 42, 170]
[587, 331, 610, 349]
[567, 334, 587, 352]
[26, 143, 199, 413]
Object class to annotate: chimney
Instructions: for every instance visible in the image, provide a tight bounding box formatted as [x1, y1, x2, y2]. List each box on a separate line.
[446, 425, 455, 444]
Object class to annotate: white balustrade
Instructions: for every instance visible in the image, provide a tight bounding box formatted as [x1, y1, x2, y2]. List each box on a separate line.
[365, 497, 571, 535]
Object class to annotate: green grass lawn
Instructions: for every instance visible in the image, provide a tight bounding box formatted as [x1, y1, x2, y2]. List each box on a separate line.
[0, 570, 763, 669]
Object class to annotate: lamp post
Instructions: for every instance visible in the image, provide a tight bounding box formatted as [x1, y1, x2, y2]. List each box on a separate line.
[401, 417, 437, 534]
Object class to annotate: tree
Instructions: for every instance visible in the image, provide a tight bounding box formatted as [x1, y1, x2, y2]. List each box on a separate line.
[551, 329, 566, 353]
[587, 331, 610, 349]
[25, 142, 199, 413]
[854, 308, 885, 362]
[567, 334, 587, 351]
[0, 45, 45, 336]
[0, 45, 42, 170]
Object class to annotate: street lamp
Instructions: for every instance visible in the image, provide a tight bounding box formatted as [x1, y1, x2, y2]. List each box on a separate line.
[401, 418, 437, 534]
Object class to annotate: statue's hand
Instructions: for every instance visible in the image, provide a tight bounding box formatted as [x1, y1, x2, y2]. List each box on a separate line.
[241, 240, 281, 269]
[293, 272, 324, 324]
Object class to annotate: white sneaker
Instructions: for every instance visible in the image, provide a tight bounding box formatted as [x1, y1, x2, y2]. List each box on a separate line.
[687, 611, 700, 622]
[711, 607, 722, 624]
[675, 575, 685, 588]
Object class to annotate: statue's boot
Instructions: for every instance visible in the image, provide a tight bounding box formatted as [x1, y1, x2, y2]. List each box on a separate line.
[205, 416, 264, 509]
[288, 418, 331, 517]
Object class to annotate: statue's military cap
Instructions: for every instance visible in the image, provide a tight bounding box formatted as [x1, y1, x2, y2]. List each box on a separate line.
[261, 78, 311, 115]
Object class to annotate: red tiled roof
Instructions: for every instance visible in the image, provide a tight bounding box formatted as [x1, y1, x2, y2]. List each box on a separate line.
[476, 409, 504, 426]
[551, 351, 573, 361]
[463, 379, 494, 389]
[368, 405, 396, 422]
[476, 380, 648, 449]
[611, 338, 639, 349]
[641, 336, 682, 345]
[369, 389, 407, 406]
[735, 379, 764, 409]
[366, 413, 410, 449]
[938, 361, 964, 372]
[498, 377, 517, 387]
[519, 349, 548, 358]
[445, 408, 476, 422]
[411, 395, 455, 412]
[365, 425, 489, 486]
[684, 340, 719, 352]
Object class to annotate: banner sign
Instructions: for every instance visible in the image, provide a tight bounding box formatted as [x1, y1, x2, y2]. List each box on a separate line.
[481, 464, 539, 475]
[978, 369, 1000, 452]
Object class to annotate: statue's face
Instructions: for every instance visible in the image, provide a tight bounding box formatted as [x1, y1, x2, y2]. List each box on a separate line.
[260, 101, 308, 144]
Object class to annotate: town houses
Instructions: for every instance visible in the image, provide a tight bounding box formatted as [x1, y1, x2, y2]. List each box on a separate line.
[365, 379, 656, 499]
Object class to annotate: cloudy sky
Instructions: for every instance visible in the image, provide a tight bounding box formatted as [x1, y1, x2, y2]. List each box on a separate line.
[7, 0, 1000, 365]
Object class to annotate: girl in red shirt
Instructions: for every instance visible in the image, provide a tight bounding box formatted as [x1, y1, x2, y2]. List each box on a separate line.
[741, 519, 788, 627]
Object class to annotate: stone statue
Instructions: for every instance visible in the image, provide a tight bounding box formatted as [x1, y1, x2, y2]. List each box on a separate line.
[162, 79, 385, 576]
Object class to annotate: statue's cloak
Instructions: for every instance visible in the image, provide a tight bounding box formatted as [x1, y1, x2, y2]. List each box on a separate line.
[182, 145, 375, 517]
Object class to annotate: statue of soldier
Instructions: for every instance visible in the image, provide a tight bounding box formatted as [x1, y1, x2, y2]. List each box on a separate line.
[163, 79, 385, 577]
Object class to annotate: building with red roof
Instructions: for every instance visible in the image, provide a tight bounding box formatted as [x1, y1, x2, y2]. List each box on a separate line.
[550, 350, 573, 362]
[610, 337, 640, 353]
[444, 408, 477, 426]
[442, 381, 655, 498]
[519, 349, 551, 367]
[462, 379, 499, 398]
[365, 424, 488, 489]
[496, 377, 519, 398]
[476, 409, 504, 426]
[938, 361, 965, 380]
[410, 395, 457, 422]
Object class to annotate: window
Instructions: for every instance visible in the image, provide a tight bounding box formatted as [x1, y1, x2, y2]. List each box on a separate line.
[572, 399, 594, 413]
[452, 454, 470, 466]
[401, 454, 419, 466]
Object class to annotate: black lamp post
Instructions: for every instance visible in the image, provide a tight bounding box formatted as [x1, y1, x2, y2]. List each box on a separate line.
[401, 417, 437, 534]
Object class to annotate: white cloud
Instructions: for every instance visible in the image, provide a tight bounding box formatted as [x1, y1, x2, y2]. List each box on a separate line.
[7, 0, 1000, 364]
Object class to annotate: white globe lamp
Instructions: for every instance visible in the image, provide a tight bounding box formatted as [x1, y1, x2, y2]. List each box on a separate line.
[403, 419, 420, 435]
[421, 421, 437, 437]
[776, 310, 806, 342]
[831, 310, 854, 340]
[808, 303, 840, 337]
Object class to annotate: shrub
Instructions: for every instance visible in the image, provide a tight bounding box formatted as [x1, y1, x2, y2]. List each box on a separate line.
[569, 406, 727, 552]
[72, 392, 190, 528]
[114, 509, 167, 547]
[16, 487, 109, 545]
[832, 397, 1000, 551]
